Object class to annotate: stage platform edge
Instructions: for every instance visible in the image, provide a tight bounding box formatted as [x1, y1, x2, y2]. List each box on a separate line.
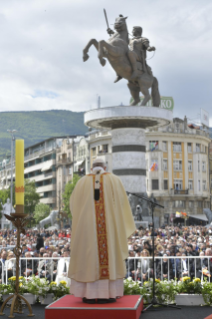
[45, 295, 143, 319]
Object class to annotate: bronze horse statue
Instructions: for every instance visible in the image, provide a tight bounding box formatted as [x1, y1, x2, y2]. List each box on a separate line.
[83, 15, 160, 106]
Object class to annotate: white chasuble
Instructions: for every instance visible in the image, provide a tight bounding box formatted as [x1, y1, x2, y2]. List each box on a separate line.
[68, 169, 136, 298]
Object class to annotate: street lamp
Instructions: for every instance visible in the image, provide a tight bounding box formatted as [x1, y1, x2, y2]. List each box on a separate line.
[7, 129, 17, 214]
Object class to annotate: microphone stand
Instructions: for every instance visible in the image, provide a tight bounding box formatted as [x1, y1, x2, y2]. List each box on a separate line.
[127, 192, 180, 312]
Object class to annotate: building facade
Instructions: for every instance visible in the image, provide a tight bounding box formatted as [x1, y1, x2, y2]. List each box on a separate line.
[87, 130, 112, 172]
[0, 136, 76, 212]
[145, 117, 211, 223]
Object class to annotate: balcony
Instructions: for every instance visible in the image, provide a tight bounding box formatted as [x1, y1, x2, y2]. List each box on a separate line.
[40, 197, 56, 205]
[173, 189, 189, 195]
[56, 158, 72, 166]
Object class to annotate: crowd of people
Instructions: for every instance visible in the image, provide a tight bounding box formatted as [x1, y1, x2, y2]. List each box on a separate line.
[127, 225, 212, 282]
[0, 224, 212, 284]
[0, 228, 71, 284]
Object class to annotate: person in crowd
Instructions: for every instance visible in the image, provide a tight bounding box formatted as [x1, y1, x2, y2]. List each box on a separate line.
[37, 253, 52, 281]
[49, 252, 59, 281]
[126, 250, 135, 278]
[177, 252, 194, 279]
[36, 234, 44, 251]
[156, 254, 174, 280]
[21, 252, 38, 277]
[56, 250, 71, 286]
[195, 251, 207, 279]
[131, 249, 152, 281]
[5, 251, 15, 279]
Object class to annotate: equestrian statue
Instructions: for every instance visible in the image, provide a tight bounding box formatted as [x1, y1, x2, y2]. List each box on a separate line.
[83, 11, 160, 106]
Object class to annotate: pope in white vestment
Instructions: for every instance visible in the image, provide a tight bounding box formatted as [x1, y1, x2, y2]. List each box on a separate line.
[68, 158, 136, 303]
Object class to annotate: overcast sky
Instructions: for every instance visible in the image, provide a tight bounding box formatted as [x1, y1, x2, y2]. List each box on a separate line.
[0, 0, 212, 125]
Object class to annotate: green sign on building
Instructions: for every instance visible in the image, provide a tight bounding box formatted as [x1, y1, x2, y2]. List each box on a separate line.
[130, 96, 174, 111]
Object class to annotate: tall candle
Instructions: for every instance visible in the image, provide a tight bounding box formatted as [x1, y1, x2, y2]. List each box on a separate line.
[15, 140, 24, 206]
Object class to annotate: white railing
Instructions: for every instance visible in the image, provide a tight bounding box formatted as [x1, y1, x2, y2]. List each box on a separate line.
[1, 256, 211, 285]
[126, 256, 212, 284]
[1, 257, 65, 284]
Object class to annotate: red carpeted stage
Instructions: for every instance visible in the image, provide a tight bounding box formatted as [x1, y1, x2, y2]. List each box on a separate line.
[45, 295, 143, 319]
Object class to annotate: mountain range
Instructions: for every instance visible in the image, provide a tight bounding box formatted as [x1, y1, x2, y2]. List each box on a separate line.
[0, 110, 88, 161]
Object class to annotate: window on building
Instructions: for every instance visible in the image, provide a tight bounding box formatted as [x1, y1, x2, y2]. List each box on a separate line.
[188, 161, 192, 171]
[164, 180, 168, 190]
[188, 180, 193, 190]
[198, 161, 200, 172]
[202, 145, 206, 153]
[202, 161, 206, 172]
[173, 142, 182, 152]
[188, 201, 194, 208]
[152, 179, 159, 190]
[173, 160, 182, 171]
[196, 143, 200, 152]
[91, 147, 96, 156]
[188, 143, 192, 153]
[163, 159, 168, 170]
[149, 141, 158, 151]
[174, 180, 183, 190]
[162, 141, 167, 151]
[173, 200, 185, 208]
[203, 180, 207, 191]
[198, 180, 200, 191]
[103, 144, 108, 153]
[197, 201, 202, 208]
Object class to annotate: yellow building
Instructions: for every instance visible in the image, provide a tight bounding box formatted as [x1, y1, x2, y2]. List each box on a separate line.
[145, 117, 211, 224]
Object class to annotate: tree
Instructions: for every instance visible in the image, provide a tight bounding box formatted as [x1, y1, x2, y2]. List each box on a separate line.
[6, 179, 40, 215]
[0, 189, 9, 206]
[34, 203, 50, 224]
[63, 174, 81, 218]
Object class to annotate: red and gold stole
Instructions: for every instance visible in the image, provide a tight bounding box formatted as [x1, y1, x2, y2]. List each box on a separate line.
[92, 172, 109, 280]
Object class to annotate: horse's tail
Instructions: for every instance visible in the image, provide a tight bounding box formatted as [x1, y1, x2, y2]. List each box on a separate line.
[151, 77, 160, 107]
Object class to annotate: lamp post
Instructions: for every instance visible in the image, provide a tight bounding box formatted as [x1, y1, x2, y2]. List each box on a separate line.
[7, 129, 17, 214]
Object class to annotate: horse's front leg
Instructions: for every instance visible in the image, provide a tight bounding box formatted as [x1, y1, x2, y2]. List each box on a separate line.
[83, 39, 99, 62]
[98, 40, 108, 66]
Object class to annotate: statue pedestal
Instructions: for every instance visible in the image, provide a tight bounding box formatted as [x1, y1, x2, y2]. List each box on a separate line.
[84, 106, 172, 195]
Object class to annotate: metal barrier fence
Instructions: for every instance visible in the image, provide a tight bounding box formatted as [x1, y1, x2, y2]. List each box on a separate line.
[0, 256, 211, 284]
[126, 256, 212, 283]
[1, 257, 66, 284]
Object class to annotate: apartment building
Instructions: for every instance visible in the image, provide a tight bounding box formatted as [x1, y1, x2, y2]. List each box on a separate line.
[145, 117, 210, 223]
[74, 136, 89, 175]
[87, 130, 112, 172]
[0, 136, 76, 210]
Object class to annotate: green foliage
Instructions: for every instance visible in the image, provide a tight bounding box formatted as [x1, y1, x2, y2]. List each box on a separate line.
[27, 276, 50, 298]
[202, 279, 212, 305]
[177, 277, 202, 294]
[34, 203, 50, 224]
[0, 110, 87, 161]
[0, 189, 9, 206]
[49, 281, 70, 300]
[124, 277, 143, 295]
[24, 180, 40, 215]
[5, 179, 40, 214]
[63, 174, 81, 218]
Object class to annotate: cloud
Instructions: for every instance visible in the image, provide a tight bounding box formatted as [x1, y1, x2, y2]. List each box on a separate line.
[0, 0, 211, 125]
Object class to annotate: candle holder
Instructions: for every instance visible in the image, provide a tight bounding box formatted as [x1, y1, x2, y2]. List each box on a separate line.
[0, 205, 34, 318]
